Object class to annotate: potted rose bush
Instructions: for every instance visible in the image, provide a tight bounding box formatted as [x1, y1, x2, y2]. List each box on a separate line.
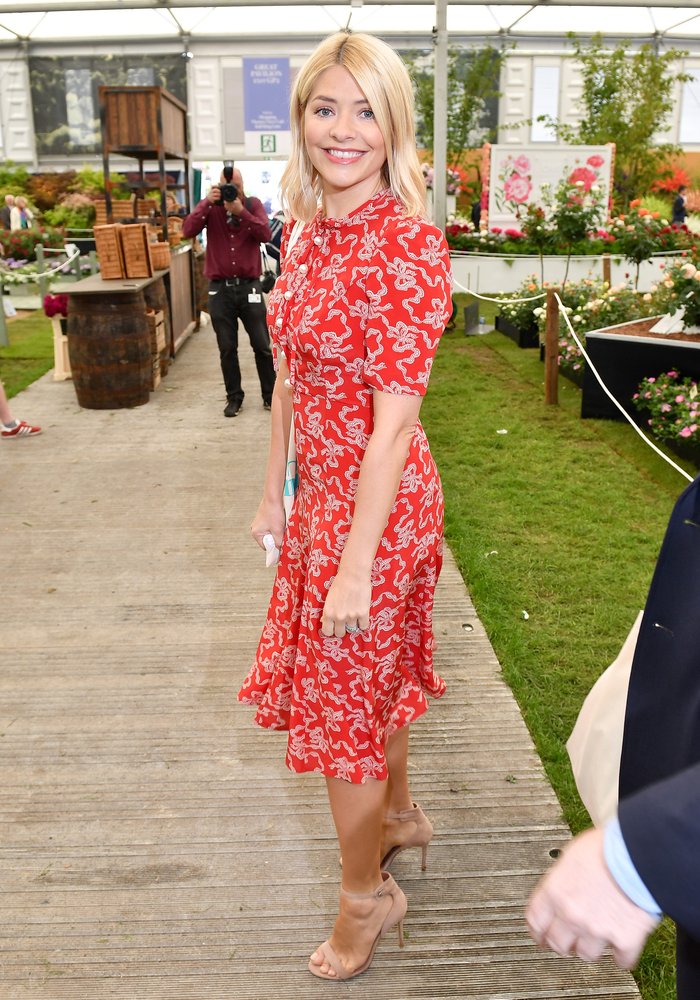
[633, 370, 700, 465]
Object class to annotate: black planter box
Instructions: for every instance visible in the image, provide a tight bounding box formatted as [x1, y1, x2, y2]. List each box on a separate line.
[582, 323, 700, 421]
[495, 314, 539, 349]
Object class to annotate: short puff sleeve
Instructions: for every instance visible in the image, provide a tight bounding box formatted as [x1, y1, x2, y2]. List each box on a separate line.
[363, 218, 452, 396]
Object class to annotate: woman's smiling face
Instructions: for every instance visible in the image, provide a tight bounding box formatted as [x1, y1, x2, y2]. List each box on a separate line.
[304, 64, 387, 215]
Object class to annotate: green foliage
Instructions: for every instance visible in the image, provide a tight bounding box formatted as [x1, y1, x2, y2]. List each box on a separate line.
[634, 370, 700, 444]
[69, 166, 110, 196]
[406, 47, 506, 171]
[651, 255, 700, 326]
[551, 34, 690, 210]
[497, 274, 545, 330]
[43, 192, 96, 231]
[640, 194, 673, 218]
[608, 203, 668, 286]
[0, 163, 31, 196]
[0, 226, 65, 262]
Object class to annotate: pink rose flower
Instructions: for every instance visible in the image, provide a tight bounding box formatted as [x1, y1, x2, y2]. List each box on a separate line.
[587, 155, 605, 168]
[568, 166, 597, 192]
[504, 174, 532, 204]
[513, 155, 531, 176]
[679, 427, 693, 438]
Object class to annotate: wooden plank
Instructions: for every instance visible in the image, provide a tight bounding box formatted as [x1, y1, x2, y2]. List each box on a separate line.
[0, 338, 641, 1000]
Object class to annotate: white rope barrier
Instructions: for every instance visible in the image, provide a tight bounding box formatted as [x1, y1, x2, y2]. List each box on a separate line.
[448, 278, 695, 485]
[452, 277, 546, 304]
[553, 292, 694, 485]
[0, 243, 81, 285]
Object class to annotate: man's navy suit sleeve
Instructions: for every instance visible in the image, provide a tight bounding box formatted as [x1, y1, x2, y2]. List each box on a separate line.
[619, 764, 700, 939]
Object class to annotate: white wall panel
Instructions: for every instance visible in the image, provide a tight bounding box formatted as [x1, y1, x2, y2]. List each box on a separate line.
[189, 59, 222, 159]
[0, 59, 35, 163]
[498, 57, 530, 145]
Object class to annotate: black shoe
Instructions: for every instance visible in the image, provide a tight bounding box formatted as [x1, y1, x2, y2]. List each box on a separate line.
[263, 399, 272, 411]
[224, 399, 242, 417]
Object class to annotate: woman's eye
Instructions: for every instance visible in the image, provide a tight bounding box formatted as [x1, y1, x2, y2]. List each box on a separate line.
[359, 109, 375, 120]
[314, 107, 333, 118]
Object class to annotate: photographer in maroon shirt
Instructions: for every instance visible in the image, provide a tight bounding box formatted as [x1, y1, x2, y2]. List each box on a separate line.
[183, 167, 275, 417]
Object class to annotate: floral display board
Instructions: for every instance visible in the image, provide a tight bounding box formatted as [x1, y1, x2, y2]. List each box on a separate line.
[484, 144, 614, 230]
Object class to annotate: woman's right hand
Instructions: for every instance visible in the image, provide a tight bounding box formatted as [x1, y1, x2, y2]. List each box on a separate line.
[250, 498, 286, 551]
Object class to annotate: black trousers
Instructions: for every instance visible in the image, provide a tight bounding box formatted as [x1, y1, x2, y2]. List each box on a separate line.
[208, 279, 276, 404]
[677, 927, 700, 999]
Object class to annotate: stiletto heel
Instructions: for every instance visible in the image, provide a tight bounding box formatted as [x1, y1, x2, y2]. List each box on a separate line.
[308, 872, 407, 981]
[381, 801, 433, 872]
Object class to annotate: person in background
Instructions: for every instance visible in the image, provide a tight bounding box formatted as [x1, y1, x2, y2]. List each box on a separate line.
[182, 167, 275, 417]
[672, 185, 688, 226]
[0, 381, 41, 439]
[238, 30, 452, 982]
[10, 196, 34, 231]
[0, 194, 14, 230]
[526, 473, 700, 998]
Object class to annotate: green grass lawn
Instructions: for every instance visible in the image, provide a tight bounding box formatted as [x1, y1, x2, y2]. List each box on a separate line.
[0, 309, 53, 398]
[3, 298, 691, 997]
[422, 293, 695, 1000]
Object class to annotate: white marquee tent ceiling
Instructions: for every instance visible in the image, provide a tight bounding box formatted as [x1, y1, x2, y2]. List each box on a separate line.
[0, 0, 700, 43]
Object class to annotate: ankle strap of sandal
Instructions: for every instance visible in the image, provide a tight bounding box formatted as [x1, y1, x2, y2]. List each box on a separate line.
[340, 873, 393, 900]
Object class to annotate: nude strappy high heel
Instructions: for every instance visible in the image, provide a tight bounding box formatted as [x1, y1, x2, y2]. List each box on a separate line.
[381, 802, 433, 872]
[307, 872, 406, 981]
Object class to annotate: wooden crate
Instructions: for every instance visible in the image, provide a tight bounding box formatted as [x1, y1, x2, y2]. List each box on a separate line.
[151, 354, 161, 390]
[119, 223, 153, 279]
[146, 309, 166, 353]
[52, 317, 71, 381]
[93, 224, 125, 279]
[100, 86, 188, 157]
[94, 198, 151, 227]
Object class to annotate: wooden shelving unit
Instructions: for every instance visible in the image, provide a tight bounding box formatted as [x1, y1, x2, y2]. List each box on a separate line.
[98, 85, 197, 354]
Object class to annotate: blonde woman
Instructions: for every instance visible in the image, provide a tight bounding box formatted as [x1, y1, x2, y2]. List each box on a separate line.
[238, 31, 452, 981]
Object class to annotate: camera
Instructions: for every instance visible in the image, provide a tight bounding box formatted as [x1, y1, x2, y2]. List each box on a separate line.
[219, 183, 238, 203]
[217, 162, 237, 205]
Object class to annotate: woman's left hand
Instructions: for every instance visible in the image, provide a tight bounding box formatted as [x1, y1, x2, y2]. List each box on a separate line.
[321, 569, 371, 638]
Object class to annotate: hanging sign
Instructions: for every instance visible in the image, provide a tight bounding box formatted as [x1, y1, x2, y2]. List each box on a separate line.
[243, 57, 291, 156]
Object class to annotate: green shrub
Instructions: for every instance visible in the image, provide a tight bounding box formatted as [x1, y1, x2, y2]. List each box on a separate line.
[0, 226, 65, 262]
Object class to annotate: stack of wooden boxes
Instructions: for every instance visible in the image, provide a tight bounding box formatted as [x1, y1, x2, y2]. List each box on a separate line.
[93, 223, 169, 279]
[147, 309, 166, 389]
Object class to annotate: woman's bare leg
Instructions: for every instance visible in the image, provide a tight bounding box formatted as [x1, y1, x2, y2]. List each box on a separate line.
[385, 725, 413, 814]
[309, 776, 391, 978]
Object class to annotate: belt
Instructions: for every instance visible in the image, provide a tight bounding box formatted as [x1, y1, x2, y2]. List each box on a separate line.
[211, 276, 256, 286]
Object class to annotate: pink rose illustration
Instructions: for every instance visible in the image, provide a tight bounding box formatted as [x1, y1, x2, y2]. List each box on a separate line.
[513, 155, 531, 176]
[587, 155, 604, 168]
[504, 173, 532, 203]
[568, 166, 597, 191]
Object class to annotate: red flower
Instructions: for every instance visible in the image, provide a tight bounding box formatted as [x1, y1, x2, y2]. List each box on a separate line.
[568, 166, 597, 192]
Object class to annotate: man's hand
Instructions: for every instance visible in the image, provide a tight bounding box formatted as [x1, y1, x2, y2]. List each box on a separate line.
[225, 196, 244, 216]
[526, 828, 659, 969]
[207, 185, 221, 205]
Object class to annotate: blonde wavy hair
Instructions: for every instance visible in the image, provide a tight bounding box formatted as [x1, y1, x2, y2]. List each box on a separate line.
[280, 32, 426, 222]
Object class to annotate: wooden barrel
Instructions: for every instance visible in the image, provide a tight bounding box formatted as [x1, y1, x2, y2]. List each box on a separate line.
[67, 290, 151, 409]
[143, 275, 172, 376]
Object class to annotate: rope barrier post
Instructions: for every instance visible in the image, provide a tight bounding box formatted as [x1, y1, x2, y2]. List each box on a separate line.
[0, 280, 8, 347]
[36, 244, 49, 305]
[602, 253, 611, 286]
[544, 287, 559, 405]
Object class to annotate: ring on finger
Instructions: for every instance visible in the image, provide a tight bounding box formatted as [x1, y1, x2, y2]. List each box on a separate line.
[345, 624, 360, 633]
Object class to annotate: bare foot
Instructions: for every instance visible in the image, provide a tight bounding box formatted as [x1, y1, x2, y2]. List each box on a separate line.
[309, 888, 395, 978]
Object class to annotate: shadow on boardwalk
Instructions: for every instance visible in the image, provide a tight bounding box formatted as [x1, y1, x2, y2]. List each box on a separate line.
[0, 324, 639, 998]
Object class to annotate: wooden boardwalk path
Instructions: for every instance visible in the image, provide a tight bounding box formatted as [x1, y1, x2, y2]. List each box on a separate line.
[0, 323, 639, 999]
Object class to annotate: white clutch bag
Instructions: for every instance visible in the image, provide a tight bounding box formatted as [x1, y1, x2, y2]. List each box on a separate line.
[566, 611, 643, 827]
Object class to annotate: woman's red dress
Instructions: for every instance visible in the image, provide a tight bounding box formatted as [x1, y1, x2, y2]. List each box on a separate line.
[238, 191, 453, 783]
